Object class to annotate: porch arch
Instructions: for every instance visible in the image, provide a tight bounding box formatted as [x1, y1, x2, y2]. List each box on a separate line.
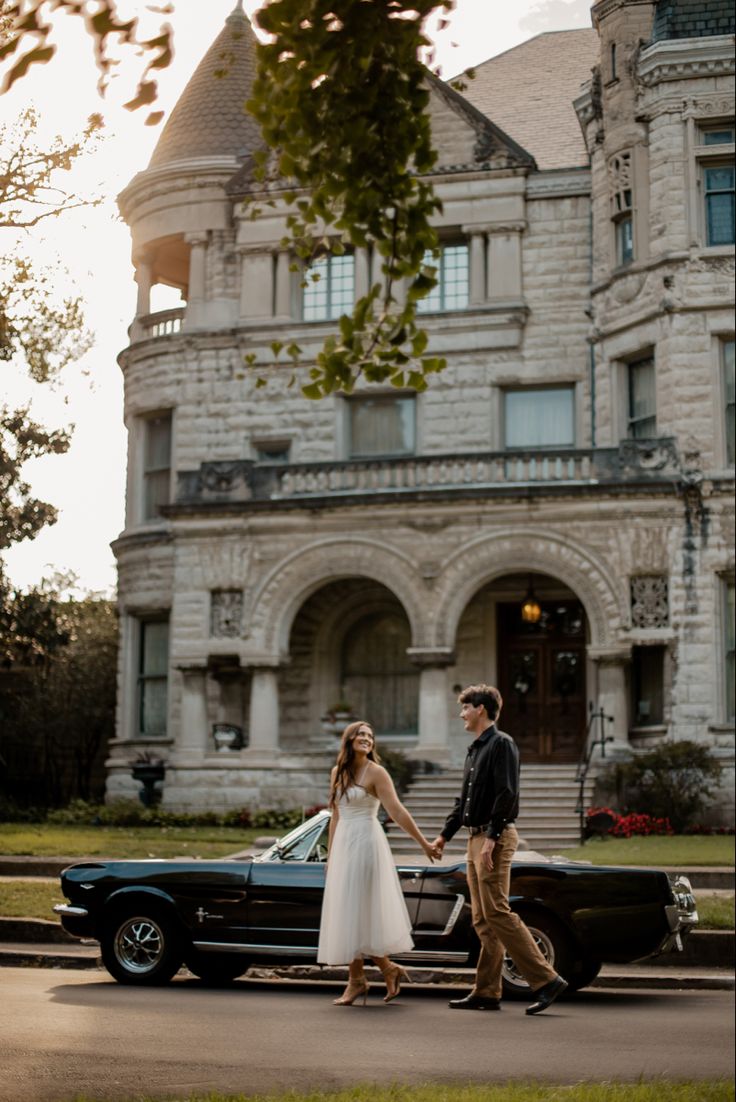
[433, 528, 624, 650]
[249, 536, 429, 654]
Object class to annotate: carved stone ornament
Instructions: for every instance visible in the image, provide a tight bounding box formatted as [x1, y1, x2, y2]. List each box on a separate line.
[210, 590, 243, 638]
[619, 439, 679, 475]
[630, 575, 669, 629]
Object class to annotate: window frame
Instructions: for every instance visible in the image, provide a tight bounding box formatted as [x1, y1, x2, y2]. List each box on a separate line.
[693, 121, 735, 249]
[502, 384, 576, 452]
[608, 150, 635, 267]
[141, 410, 173, 522]
[137, 616, 170, 739]
[416, 240, 470, 314]
[344, 391, 417, 460]
[302, 251, 355, 322]
[630, 644, 667, 731]
[626, 354, 657, 440]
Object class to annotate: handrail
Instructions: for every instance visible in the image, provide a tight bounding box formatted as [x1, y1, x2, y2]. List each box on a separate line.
[575, 704, 614, 844]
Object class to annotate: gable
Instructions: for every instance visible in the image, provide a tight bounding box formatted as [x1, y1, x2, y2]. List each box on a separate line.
[427, 72, 536, 173]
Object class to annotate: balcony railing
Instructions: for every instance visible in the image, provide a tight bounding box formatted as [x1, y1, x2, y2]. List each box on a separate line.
[174, 438, 685, 509]
[138, 308, 185, 339]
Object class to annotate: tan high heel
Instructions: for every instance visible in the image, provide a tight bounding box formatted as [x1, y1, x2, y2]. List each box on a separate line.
[333, 977, 369, 1006]
[382, 963, 411, 1003]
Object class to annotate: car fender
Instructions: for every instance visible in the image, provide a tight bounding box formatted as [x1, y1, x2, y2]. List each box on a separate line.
[102, 885, 183, 922]
[510, 897, 582, 951]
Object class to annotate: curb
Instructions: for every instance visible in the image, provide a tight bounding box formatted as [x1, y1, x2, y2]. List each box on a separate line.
[0, 946, 732, 991]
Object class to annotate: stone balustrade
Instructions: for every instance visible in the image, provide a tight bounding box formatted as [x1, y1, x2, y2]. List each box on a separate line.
[139, 308, 185, 338]
[174, 439, 685, 509]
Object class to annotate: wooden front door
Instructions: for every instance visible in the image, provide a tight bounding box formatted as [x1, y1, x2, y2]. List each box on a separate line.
[497, 600, 586, 763]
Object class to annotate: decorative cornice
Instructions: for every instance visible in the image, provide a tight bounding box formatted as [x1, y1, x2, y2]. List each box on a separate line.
[526, 169, 592, 199]
[638, 36, 736, 89]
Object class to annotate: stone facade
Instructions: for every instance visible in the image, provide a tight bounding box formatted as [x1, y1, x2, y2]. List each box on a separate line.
[108, 1, 735, 824]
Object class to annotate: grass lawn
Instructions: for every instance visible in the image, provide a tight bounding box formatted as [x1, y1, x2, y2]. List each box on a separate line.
[65, 1082, 735, 1102]
[3, 877, 733, 928]
[0, 823, 267, 859]
[548, 834, 735, 867]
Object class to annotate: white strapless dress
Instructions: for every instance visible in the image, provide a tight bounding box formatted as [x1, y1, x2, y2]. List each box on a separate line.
[317, 785, 414, 965]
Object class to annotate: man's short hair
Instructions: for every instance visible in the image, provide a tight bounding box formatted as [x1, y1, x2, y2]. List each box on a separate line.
[458, 683, 503, 722]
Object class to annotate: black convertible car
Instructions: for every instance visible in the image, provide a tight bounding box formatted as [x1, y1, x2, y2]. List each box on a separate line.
[54, 809, 697, 996]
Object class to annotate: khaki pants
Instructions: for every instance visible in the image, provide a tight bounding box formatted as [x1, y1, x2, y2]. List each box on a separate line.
[466, 826, 556, 999]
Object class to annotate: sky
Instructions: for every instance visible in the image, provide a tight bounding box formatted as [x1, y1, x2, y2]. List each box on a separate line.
[1, 0, 593, 598]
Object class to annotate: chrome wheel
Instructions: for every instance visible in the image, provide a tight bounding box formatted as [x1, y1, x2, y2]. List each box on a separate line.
[502, 925, 555, 988]
[114, 916, 165, 974]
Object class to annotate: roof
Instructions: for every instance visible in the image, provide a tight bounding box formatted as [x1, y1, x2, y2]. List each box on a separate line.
[460, 29, 600, 171]
[148, 3, 262, 170]
[651, 0, 735, 41]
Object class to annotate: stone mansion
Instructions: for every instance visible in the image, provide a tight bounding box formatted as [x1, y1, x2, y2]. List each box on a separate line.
[107, 0, 735, 823]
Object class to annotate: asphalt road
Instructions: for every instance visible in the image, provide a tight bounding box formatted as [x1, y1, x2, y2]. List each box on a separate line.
[2, 968, 733, 1102]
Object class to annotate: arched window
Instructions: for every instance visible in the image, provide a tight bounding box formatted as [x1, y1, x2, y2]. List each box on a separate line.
[342, 612, 418, 735]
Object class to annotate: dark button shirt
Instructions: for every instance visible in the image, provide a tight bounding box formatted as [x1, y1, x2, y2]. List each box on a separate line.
[440, 724, 520, 842]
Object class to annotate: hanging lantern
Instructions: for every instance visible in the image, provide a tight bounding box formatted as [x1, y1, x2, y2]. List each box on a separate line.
[521, 577, 542, 624]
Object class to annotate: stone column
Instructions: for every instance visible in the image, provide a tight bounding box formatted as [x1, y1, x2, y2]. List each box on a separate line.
[248, 666, 280, 754]
[185, 233, 209, 327]
[274, 250, 292, 318]
[589, 647, 631, 759]
[134, 258, 152, 317]
[465, 228, 486, 305]
[354, 247, 370, 300]
[408, 648, 455, 763]
[176, 666, 209, 762]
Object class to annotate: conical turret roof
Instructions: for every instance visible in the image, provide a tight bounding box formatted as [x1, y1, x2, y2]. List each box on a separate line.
[149, 2, 261, 169]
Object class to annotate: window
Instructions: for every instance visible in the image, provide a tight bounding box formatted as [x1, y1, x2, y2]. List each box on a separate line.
[347, 394, 415, 458]
[302, 253, 354, 321]
[696, 124, 735, 247]
[609, 151, 634, 266]
[723, 339, 735, 466]
[254, 439, 291, 464]
[627, 356, 656, 439]
[504, 386, 575, 450]
[631, 645, 665, 727]
[138, 619, 169, 737]
[416, 243, 469, 313]
[725, 580, 735, 723]
[143, 413, 172, 520]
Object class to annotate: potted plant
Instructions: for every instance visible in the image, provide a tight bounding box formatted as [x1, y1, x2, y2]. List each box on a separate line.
[320, 700, 356, 736]
[130, 751, 166, 807]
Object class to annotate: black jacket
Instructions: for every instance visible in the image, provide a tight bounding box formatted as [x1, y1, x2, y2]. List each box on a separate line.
[440, 725, 520, 842]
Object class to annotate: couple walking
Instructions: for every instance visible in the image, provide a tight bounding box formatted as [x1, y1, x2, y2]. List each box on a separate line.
[317, 683, 568, 1015]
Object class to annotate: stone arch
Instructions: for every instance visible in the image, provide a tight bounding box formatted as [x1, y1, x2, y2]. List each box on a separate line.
[433, 528, 624, 649]
[249, 537, 429, 654]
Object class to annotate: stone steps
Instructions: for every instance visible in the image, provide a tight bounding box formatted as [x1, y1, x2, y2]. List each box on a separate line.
[388, 763, 591, 853]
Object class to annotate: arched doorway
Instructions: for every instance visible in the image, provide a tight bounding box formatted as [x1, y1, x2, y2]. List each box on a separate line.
[497, 582, 587, 763]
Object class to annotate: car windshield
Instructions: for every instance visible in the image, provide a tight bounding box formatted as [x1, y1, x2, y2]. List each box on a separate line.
[256, 813, 330, 862]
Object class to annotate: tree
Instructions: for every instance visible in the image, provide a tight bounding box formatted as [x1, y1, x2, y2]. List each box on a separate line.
[0, 106, 96, 562]
[1, 0, 459, 396]
[0, 583, 118, 806]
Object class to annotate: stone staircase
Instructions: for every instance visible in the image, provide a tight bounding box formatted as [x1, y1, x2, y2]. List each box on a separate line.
[387, 764, 593, 856]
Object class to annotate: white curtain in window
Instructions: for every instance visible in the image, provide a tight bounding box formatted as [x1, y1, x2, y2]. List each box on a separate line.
[349, 396, 415, 457]
[505, 387, 574, 449]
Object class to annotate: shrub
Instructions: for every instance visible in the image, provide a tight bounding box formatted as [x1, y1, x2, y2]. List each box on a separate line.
[599, 740, 722, 833]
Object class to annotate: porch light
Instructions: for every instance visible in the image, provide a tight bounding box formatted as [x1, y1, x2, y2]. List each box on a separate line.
[521, 578, 542, 624]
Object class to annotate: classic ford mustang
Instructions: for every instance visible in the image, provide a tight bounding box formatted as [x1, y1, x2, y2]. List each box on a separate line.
[54, 809, 697, 996]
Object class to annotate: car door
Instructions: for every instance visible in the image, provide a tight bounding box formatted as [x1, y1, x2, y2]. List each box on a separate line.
[409, 863, 475, 964]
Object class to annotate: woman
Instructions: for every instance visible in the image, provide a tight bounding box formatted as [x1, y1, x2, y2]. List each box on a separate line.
[317, 720, 437, 1005]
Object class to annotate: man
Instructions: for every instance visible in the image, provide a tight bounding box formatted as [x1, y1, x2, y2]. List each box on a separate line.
[431, 683, 568, 1015]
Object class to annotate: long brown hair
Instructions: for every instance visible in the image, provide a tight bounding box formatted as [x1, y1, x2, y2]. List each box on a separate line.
[329, 720, 381, 807]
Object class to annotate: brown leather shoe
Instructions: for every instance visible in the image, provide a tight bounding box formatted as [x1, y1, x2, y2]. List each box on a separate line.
[449, 994, 501, 1010]
[525, 976, 568, 1015]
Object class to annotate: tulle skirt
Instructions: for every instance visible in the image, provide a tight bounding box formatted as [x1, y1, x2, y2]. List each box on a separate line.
[317, 810, 414, 965]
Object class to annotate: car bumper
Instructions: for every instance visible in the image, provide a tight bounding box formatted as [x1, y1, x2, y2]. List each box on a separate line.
[660, 875, 699, 953]
[53, 902, 95, 939]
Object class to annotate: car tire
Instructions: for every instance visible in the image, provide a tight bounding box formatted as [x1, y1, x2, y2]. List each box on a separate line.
[184, 949, 251, 985]
[101, 904, 183, 986]
[501, 910, 576, 999]
[568, 955, 602, 991]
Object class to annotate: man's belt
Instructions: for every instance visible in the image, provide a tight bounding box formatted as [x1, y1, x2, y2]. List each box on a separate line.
[467, 821, 515, 836]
